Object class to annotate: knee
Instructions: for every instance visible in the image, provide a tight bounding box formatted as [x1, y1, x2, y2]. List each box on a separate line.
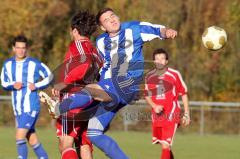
[161, 143, 171, 150]
[80, 145, 92, 159]
[58, 138, 73, 153]
[16, 129, 27, 140]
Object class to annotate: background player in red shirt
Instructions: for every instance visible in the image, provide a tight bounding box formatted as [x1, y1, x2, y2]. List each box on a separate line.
[145, 48, 190, 159]
[41, 11, 102, 159]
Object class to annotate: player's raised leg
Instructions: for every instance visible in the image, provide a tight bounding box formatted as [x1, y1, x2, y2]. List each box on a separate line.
[58, 84, 111, 114]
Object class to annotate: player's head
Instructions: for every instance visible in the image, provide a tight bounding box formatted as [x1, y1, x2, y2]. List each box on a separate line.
[12, 34, 28, 60]
[96, 8, 120, 35]
[152, 48, 169, 70]
[71, 11, 97, 39]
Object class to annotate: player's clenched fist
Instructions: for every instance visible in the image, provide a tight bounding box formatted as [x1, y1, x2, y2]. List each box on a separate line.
[161, 28, 177, 39]
[28, 82, 36, 91]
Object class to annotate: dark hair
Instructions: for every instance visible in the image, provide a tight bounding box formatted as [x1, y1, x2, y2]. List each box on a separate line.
[12, 34, 28, 46]
[96, 8, 114, 25]
[152, 48, 169, 60]
[71, 11, 97, 37]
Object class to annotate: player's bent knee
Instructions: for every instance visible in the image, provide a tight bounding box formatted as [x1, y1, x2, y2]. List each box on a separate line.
[85, 84, 112, 102]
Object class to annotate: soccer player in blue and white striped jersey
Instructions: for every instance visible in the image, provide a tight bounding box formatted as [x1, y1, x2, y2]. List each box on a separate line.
[55, 8, 177, 159]
[1, 35, 52, 159]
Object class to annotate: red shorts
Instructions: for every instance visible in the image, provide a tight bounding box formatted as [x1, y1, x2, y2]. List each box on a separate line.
[56, 114, 92, 149]
[152, 122, 179, 146]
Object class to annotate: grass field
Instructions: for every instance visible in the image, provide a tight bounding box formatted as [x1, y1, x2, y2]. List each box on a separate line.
[0, 127, 239, 159]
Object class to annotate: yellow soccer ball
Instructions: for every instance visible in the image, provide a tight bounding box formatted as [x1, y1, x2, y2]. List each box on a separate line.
[202, 26, 227, 50]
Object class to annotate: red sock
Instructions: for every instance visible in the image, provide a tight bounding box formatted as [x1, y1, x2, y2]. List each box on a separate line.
[161, 148, 171, 159]
[62, 148, 78, 159]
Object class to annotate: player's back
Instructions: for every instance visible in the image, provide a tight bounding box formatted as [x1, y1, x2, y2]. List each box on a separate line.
[59, 39, 102, 116]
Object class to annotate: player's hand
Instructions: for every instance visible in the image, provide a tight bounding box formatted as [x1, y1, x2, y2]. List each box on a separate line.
[153, 105, 163, 114]
[13, 82, 22, 90]
[28, 82, 36, 91]
[165, 28, 177, 39]
[52, 83, 67, 97]
[52, 88, 60, 97]
[182, 113, 190, 126]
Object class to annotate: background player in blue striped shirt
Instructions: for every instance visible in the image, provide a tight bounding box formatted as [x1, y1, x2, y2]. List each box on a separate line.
[1, 35, 52, 159]
[53, 8, 177, 159]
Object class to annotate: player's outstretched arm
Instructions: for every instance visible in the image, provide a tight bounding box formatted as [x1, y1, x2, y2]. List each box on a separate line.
[139, 21, 177, 42]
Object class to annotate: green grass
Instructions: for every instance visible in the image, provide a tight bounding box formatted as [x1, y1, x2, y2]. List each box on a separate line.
[0, 127, 239, 159]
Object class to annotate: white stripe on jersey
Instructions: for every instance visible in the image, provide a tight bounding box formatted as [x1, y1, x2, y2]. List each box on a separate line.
[97, 38, 105, 56]
[102, 35, 120, 79]
[118, 29, 134, 76]
[97, 37, 111, 78]
[15, 61, 23, 115]
[140, 22, 166, 28]
[165, 71, 176, 81]
[75, 40, 86, 63]
[110, 35, 119, 70]
[168, 101, 177, 121]
[11, 92, 16, 115]
[168, 68, 188, 93]
[24, 61, 36, 113]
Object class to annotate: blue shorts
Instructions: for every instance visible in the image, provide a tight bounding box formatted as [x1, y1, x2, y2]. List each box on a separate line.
[98, 76, 142, 106]
[87, 76, 142, 134]
[15, 111, 39, 133]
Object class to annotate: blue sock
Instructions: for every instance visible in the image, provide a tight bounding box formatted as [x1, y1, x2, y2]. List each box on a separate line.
[88, 134, 129, 159]
[59, 89, 93, 114]
[16, 139, 28, 159]
[32, 143, 48, 159]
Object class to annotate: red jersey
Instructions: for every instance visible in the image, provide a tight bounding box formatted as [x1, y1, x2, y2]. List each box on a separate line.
[59, 39, 103, 116]
[145, 68, 187, 126]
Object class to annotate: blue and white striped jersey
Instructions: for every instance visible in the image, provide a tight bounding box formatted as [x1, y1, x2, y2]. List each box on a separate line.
[1, 57, 53, 115]
[96, 21, 165, 80]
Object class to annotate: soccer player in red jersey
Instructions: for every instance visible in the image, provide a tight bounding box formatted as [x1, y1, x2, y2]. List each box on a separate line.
[145, 48, 190, 159]
[44, 11, 102, 159]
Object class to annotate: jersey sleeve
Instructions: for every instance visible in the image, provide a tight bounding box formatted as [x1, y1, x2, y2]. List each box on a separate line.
[1, 62, 14, 90]
[175, 71, 187, 96]
[35, 62, 53, 89]
[139, 22, 166, 42]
